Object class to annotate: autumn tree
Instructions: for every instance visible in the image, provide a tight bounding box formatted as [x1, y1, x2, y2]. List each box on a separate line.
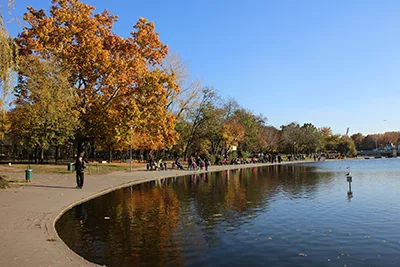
[17, 0, 179, 158]
[260, 126, 280, 152]
[0, 103, 10, 144]
[379, 132, 400, 146]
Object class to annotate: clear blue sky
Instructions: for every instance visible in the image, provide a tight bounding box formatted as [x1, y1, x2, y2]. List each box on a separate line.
[3, 0, 400, 135]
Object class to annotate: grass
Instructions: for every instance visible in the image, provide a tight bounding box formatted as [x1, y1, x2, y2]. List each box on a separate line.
[86, 162, 145, 174]
[0, 174, 30, 189]
[0, 164, 69, 174]
[0, 162, 146, 175]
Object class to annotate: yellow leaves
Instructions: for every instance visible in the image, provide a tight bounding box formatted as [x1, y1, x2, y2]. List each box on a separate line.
[17, 0, 178, 151]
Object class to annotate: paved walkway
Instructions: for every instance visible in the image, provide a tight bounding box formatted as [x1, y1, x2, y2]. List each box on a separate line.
[0, 161, 311, 267]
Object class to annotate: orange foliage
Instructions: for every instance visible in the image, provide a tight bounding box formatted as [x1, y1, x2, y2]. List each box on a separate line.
[17, 0, 179, 150]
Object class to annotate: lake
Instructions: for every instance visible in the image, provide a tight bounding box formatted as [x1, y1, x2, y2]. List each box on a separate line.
[56, 158, 400, 266]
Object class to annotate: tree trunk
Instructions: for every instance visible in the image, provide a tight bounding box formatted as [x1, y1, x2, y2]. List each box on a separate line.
[55, 147, 59, 163]
[39, 148, 44, 163]
[34, 145, 38, 164]
[76, 140, 84, 161]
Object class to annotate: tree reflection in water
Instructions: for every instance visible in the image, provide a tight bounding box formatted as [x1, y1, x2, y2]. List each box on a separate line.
[57, 164, 334, 267]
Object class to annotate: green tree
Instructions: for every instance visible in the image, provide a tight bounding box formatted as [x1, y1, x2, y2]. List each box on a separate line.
[178, 87, 217, 159]
[337, 135, 357, 156]
[1, 0, 17, 145]
[361, 135, 378, 150]
[350, 133, 364, 150]
[0, 0, 17, 94]
[299, 123, 323, 153]
[230, 109, 263, 156]
[11, 55, 78, 162]
[319, 127, 340, 152]
[281, 122, 301, 153]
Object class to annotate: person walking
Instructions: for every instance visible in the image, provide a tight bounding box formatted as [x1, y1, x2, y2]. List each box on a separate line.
[205, 157, 210, 171]
[76, 154, 86, 189]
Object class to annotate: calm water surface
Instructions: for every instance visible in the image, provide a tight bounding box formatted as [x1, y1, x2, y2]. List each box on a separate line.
[56, 159, 400, 266]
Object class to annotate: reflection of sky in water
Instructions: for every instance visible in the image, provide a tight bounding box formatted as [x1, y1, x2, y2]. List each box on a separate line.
[57, 158, 400, 267]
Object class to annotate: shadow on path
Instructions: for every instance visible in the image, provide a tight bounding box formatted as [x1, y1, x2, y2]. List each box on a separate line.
[25, 184, 76, 190]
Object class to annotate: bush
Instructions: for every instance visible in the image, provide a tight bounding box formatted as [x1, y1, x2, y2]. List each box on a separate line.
[0, 177, 9, 189]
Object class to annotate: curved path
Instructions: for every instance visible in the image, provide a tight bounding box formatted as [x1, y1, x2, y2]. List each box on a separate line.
[0, 161, 311, 267]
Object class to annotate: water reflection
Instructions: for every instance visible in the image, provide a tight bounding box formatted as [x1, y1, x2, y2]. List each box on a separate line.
[346, 173, 354, 202]
[56, 161, 400, 267]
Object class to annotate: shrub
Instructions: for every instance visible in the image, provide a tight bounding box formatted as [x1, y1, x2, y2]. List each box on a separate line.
[0, 177, 9, 189]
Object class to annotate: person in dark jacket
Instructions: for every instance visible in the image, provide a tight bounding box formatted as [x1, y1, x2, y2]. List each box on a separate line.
[76, 155, 86, 189]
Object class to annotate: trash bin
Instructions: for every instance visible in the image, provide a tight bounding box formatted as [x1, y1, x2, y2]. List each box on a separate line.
[25, 169, 32, 181]
[68, 163, 75, 171]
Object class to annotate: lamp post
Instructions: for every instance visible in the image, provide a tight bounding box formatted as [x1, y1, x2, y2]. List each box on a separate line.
[293, 142, 297, 156]
[130, 125, 133, 172]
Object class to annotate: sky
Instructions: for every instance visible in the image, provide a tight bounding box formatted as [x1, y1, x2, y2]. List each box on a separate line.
[2, 0, 400, 135]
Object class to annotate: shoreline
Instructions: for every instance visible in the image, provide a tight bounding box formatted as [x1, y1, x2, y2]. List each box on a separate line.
[0, 159, 341, 267]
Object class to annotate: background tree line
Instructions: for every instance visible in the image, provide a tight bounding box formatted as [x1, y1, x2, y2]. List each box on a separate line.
[351, 132, 400, 151]
[0, 0, 386, 164]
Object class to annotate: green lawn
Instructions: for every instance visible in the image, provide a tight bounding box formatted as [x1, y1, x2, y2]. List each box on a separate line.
[0, 162, 146, 175]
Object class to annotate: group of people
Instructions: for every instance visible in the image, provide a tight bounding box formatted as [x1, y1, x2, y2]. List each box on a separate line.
[187, 156, 211, 171]
[146, 158, 168, 170]
[144, 152, 318, 174]
[146, 156, 211, 171]
[250, 154, 283, 164]
[74, 151, 316, 189]
[288, 154, 306, 161]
